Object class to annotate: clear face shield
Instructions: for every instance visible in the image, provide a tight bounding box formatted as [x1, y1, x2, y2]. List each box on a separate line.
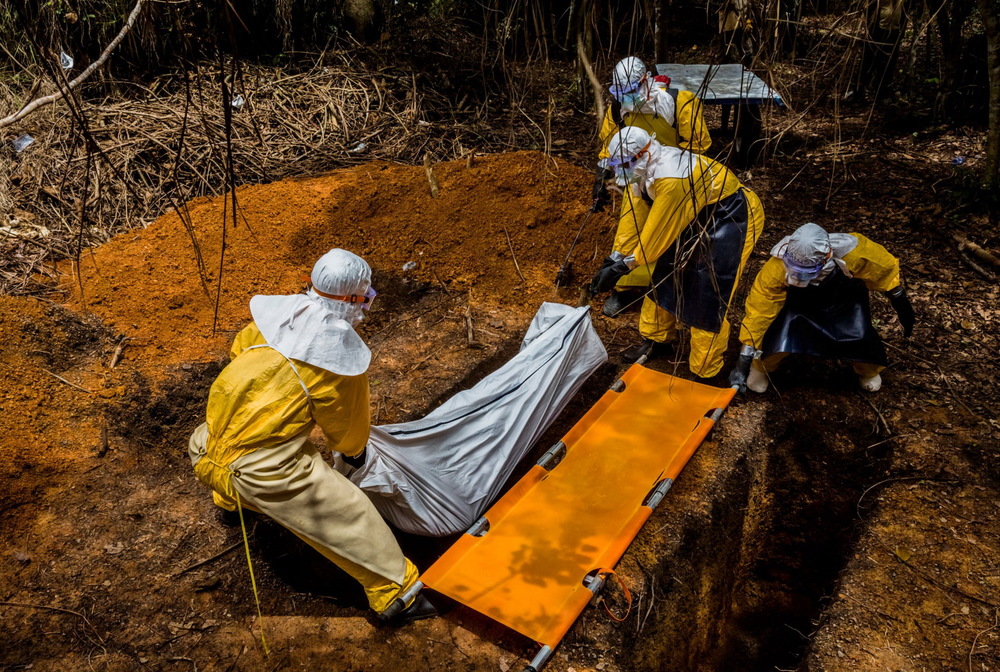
[360, 286, 377, 311]
[606, 140, 652, 188]
[782, 255, 828, 287]
[609, 73, 648, 113]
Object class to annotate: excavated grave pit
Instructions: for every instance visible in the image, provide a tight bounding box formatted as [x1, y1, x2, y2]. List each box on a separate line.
[3, 150, 947, 672]
[111, 342, 895, 672]
[568, 362, 899, 672]
[106, 333, 898, 672]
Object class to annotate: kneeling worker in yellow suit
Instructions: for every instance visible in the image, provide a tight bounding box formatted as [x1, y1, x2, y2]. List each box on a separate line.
[590, 126, 765, 378]
[188, 248, 435, 622]
[728, 223, 915, 393]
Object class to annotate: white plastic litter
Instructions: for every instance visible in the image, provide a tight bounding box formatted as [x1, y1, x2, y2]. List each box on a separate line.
[13, 134, 34, 153]
[349, 142, 367, 153]
[402, 261, 417, 271]
[231, 94, 245, 110]
[340, 302, 608, 536]
[59, 51, 74, 70]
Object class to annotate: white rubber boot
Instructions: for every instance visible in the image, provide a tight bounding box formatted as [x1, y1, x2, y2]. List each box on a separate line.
[746, 366, 769, 393]
[859, 373, 882, 392]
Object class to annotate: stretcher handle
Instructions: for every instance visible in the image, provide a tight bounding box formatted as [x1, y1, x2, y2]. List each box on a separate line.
[523, 645, 553, 672]
[536, 441, 566, 470]
[643, 477, 674, 510]
[378, 580, 425, 623]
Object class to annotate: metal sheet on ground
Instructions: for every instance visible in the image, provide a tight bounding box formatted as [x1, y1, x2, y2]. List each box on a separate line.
[655, 63, 783, 105]
[421, 365, 735, 649]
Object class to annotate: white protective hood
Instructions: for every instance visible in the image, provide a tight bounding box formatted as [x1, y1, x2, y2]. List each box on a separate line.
[770, 224, 859, 286]
[635, 143, 699, 200]
[249, 292, 371, 376]
[248, 249, 373, 376]
[634, 81, 677, 126]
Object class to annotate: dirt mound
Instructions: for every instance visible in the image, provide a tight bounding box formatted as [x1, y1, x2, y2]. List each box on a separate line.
[68, 151, 613, 377]
[0, 297, 109, 515]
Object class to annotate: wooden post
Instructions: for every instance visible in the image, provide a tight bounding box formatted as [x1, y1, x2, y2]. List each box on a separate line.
[423, 153, 440, 198]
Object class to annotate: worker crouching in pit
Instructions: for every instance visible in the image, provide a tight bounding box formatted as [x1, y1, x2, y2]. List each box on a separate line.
[589, 126, 765, 379]
[187, 248, 436, 624]
[728, 223, 915, 393]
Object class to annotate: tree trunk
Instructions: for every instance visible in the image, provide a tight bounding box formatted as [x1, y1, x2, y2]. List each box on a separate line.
[654, 0, 669, 64]
[342, 0, 380, 42]
[935, 0, 973, 120]
[979, 0, 1000, 193]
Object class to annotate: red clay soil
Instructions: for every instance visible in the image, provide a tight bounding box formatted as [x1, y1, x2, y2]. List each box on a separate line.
[0, 298, 109, 510]
[0, 152, 620, 672]
[5, 140, 998, 672]
[67, 151, 613, 379]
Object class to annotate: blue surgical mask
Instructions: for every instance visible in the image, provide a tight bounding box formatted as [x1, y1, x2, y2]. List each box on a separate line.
[620, 91, 646, 112]
[610, 75, 647, 113]
[615, 166, 638, 187]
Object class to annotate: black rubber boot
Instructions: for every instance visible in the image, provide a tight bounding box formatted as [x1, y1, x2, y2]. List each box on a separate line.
[384, 594, 438, 625]
[217, 507, 242, 527]
[620, 339, 675, 364]
[602, 289, 643, 317]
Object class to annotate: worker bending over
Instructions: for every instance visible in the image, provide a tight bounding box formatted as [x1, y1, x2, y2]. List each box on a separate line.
[590, 126, 765, 378]
[729, 223, 915, 393]
[594, 56, 714, 317]
[188, 249, 434, 622]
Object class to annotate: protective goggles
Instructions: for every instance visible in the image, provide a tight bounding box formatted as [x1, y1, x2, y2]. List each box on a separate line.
[314, 285, 377, 310]
[605, 139, 653, 170]
[608, 74, 646, 101]
[781, 254, 827, 282]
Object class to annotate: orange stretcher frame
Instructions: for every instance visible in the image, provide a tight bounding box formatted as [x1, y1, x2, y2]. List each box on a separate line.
[413, 365, 736, 671]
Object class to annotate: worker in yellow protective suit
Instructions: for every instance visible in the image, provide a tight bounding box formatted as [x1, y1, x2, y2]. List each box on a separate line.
[187, 249, 435, 622]
[590, 126, 765, 378]
[728, 223, 914, 393]
[593, 56, 714, 318]
[598, 56, 712, 162]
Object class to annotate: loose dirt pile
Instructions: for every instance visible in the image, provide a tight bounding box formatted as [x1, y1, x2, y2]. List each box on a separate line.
[5, 151, 620, 672]
[3, 134, 999, 672]
[68, 151, 612, 377]
[0, 298, 109, 515]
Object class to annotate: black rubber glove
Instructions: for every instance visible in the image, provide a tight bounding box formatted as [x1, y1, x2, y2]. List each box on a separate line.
[591, 166, 613, 213]
[728, 353, 753, 393]
[590, 258, 631, 294]
[885, 286, 914, 338]
[342, 447, 367, 469]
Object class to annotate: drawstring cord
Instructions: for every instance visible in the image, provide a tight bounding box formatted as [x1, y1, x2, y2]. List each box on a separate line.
[216, 342, 313, 656]
[235, 488, 270, 655]
[596, 568, 633, 622]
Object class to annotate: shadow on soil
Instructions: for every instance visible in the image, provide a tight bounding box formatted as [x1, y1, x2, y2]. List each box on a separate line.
[625, 361, 895, 672]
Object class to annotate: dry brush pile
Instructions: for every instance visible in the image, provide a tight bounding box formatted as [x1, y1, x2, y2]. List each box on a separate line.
[0, 50, 565, 296]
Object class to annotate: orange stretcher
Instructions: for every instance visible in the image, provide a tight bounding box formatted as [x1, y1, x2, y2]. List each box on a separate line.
[386, 365, 736, 671]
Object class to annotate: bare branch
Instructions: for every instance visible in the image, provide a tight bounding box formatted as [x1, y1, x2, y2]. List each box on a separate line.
[575, 35, 604, 137]
[0, 0, 146, 129]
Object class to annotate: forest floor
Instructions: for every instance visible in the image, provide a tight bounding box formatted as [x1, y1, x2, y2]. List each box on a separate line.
[1, 91, 999, 672]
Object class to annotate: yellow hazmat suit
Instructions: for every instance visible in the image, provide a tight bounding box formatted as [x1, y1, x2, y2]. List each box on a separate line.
[598, 89, 713, 157]
[598, 80, 711, 290]
[188, 322, 418, 613]
[738, 233, 901, 377]
[616, 153, 765, 377]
